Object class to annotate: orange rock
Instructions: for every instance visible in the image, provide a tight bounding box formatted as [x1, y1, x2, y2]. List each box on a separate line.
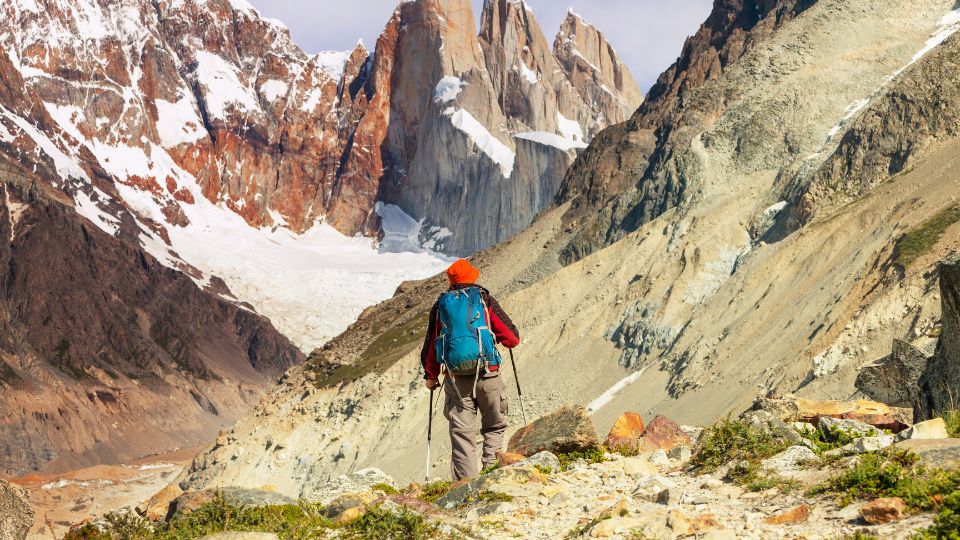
[137, 483, 183, 521]
[639, 415, 691, 451]
[860, 497, 907, 524]
[495, 451, 527, 466]
[603, 412, 645, 449]
[763, 504, 810, 525]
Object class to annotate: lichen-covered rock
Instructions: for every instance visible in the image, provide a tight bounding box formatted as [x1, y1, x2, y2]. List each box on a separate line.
[603, 412, 646, 450]
[302, 468, 394, 505]
[0, 480, 33, 540]
[856, 340, 929, 409]
[137, 483, 182, 521]
[639, 415, 692, 451]
[507, 406, 600, 456]
[895, 439, 960, 470]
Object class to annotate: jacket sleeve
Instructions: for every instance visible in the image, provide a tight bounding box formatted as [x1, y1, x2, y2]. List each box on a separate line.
[420, 302, 441, 380]
[485, 293, 520, 348]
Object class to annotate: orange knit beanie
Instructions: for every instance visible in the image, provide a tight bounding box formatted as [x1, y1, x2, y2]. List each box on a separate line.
[447, 259, 480, 286]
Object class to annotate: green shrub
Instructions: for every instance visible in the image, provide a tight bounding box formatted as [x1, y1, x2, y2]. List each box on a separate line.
[416, 480, 454, 504]
[806, 423, 862, 453]
[915, 491, 960, 539]
[557, 448, 608, 470]
[480, 462, 500, 475]
[534, 464, 554, 475]
[692, 418, 793, 473]
[372, 482, 399, 495]
[344, 507, 439, 539]
[810, 450, 960, 510]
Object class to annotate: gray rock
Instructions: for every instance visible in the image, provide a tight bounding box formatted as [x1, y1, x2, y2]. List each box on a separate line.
[819, 417, 879, 438]
[509, 451, 561, 472]
[856, 339, 929, 409]
[0, 480, 33, 540]
[895, 439, 960, 470]
[436, 466, 546, 509]
[741, 410, 805, 445]
[847, 435, 897, 454]
[301, 467, 394, 504]
[668, 446, 692, 462]
[760, 446, 818, 475]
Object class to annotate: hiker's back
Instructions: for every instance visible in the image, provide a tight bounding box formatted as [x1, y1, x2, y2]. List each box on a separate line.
[435, 286, 500, 375]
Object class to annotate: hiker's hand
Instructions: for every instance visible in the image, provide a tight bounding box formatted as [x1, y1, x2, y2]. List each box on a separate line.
[425, 378, 439, 390]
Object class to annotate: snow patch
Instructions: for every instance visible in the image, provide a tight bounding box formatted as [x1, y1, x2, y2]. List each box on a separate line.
[444, 108, 515, 178]
[587, 366, 649, 414]
[315, 51, 350, 80]
[155, 97, 206, 147]
[0, 106, 88, 183]
[515, 131, 586, 152]
[556, 112, 585, 142]
[517, 61, 539, 84]
[434, 76, 466, 104]
[193, 51, 258, 119]
[909, 8, 960, 66]
[259, 79, 289, 102]
[763, 201, 788, 218]
[73, 188, 121, 236]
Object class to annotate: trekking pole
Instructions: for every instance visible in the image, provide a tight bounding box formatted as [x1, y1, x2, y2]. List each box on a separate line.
[425, 387, 434, 482]
[508, 349, 528, 426]
[424, 378, 445, 482]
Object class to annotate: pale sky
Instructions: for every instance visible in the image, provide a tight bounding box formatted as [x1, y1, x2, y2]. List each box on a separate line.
[248, 0, 712, 93]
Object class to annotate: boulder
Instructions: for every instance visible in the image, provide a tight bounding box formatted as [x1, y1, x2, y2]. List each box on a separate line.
[856, 340, 929, 408]
[639, 415, 692, 452]
[0, 480, 33, 540]
[507, 406, 600, 456]
[170, 488, 296, 518]
[896, 418, 949, 441]
[753, 396, 910, 431]
[760, 446, 818, 476]
[894, 439, 960, 470]
[436, 466, 547, 509]
[302, 467, 394, 505]
[137, 483, 183, 521]
[919, 255, 960, 415]
[859, 497, 907, 525]
[763, 504, 810, 525]
[603, 412, 645, 450]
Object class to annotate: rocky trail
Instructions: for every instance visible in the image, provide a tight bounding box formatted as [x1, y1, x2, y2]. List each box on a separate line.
[24, 395, 960, 540]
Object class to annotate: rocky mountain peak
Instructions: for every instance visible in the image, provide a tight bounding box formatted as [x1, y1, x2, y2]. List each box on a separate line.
[553, 9, 643, 125]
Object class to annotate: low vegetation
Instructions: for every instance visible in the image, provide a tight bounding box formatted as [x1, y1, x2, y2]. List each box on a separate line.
[344, 507, 440, 540]
[940, 409, 960, 439]
[810, 449, 960, 510]
[414, 480, 455, 504]
[63, 494, 331, 540]
[895, 204, 960, 268]
[691, 418, 793, 473]
[727, 461, 801, 493]
[916, 491, 960, 539]
[557, 448, 608, 470]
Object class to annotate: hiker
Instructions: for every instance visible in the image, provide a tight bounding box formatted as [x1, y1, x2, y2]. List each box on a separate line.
[421, 259, 520, 480]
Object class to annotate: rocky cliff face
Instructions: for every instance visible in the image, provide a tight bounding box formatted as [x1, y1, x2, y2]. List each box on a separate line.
[0, 156, 303, 477]
[0, 0, 640, 258]
[555, 0, 817, 262]
[920, 256, 960, 415]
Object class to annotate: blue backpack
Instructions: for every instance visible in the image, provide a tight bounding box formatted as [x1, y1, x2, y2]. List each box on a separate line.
[434, 286, 501, 376]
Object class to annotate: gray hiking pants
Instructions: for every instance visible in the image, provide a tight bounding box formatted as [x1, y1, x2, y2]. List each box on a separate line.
[443, 372, 509, 480]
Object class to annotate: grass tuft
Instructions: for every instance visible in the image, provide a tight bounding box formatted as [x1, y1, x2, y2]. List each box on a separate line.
[895, 204, 960, 268]
[415, 480, 454, 504]
[372, 482, 399, 495]
[344, 507, 438, 540]
[557, 448, 608, 471]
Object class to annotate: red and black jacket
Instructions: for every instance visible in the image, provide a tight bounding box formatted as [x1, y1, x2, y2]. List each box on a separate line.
[420, 283, 520, 380]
